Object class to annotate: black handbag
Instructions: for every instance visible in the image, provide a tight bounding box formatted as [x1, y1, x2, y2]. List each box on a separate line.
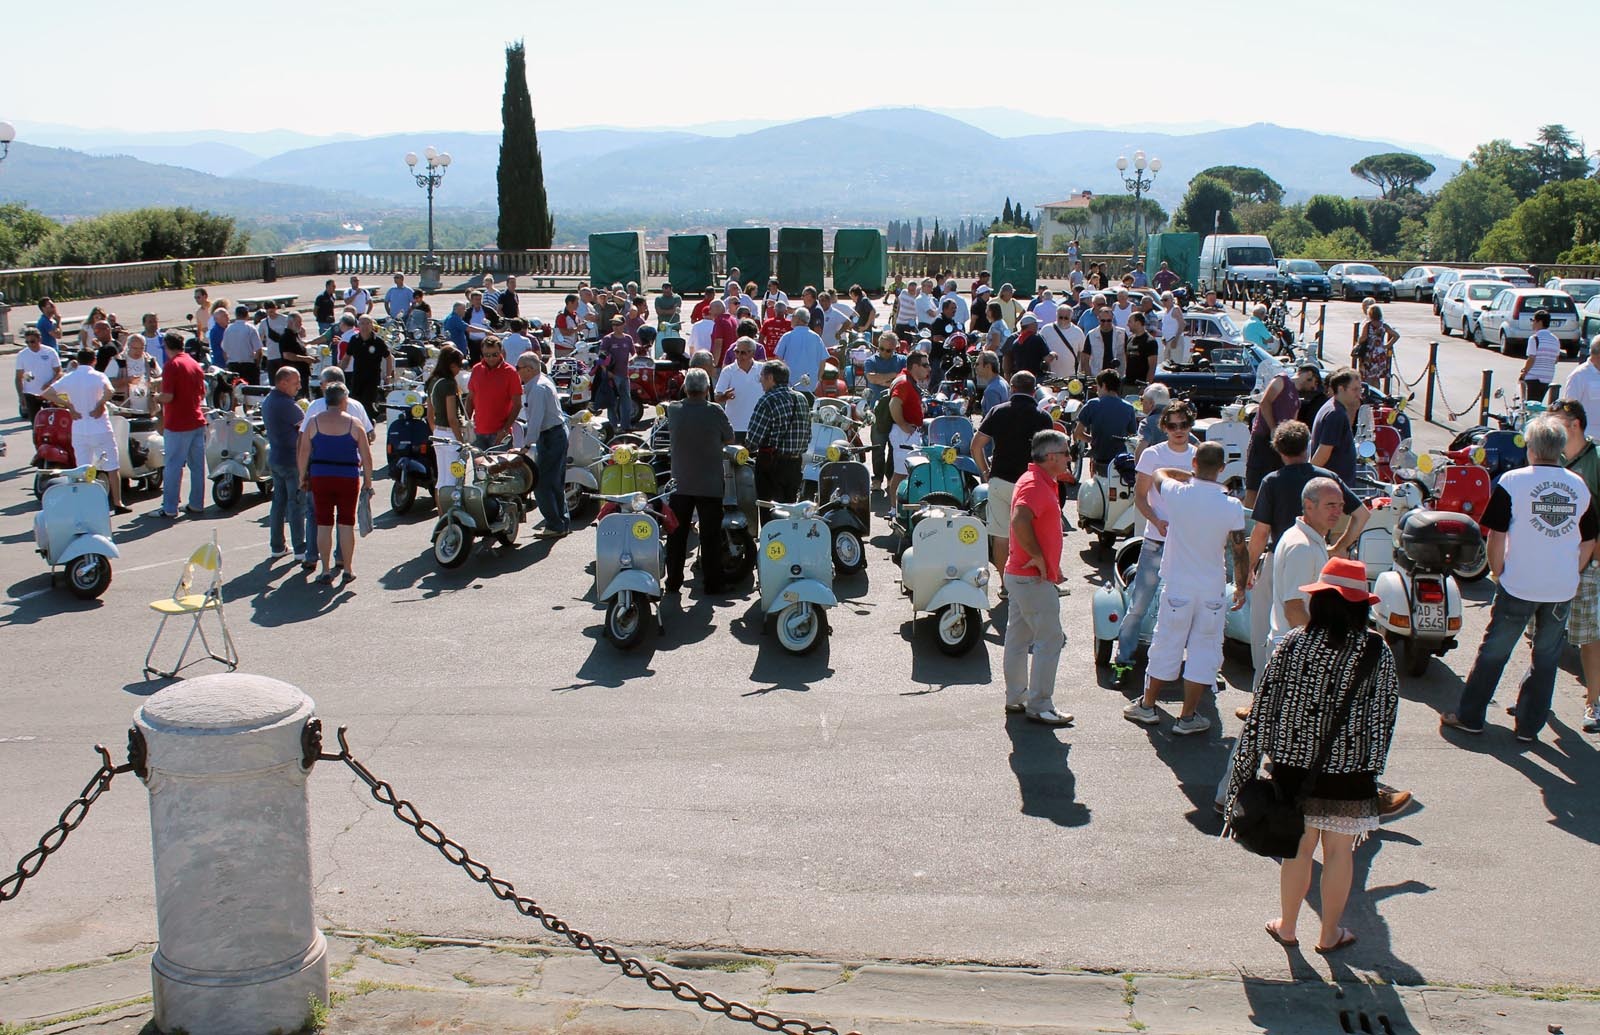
[1229, 632, 1380, 858]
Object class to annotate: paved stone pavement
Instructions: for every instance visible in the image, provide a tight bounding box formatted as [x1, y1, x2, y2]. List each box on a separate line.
[4, 935, 1594, 1034]
[1, 296, 1597, 1033]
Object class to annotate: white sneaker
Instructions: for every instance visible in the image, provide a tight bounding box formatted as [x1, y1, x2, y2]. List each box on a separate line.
[269, 548, 291, 559]
[1173, 713, 1213, 736]
[1123, 701, 1161, 725]
[1583, 703, 1600, 734]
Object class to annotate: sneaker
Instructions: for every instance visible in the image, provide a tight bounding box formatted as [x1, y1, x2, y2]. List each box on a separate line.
[151, 508, 178, 519]
[1123, 701, 1161, 725]
[1026, 709, 1074, 727]
[269, 548, 291, 559]
[1173, 713, 1213, 736]
[182, 505, 204, 516]
[301, 559, 317, 572]
[1110, 661, 1135, 682]
[1583, 704, 1600, 734]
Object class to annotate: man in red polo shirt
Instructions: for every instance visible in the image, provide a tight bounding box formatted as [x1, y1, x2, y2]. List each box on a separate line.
[465, 337, 523, 447]
[759, 300, 791, 357]
[1003, 428, 1074, 727]
[156, 331, 209, 517]
[709, 300, 740, 365]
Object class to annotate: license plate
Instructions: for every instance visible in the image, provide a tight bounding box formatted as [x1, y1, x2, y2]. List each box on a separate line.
[1414, 605, 1447, 634]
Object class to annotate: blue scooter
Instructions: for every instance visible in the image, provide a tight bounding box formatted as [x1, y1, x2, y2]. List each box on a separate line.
[383, 386, 437, 514]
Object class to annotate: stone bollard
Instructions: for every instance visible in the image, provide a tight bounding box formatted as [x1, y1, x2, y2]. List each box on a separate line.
[136, 673, 328, 1035]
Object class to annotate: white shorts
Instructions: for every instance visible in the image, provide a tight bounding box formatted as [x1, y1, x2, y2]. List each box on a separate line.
[987, 477, 1015, 538]
[72, 425, 121, 472]
[1145, 588, 1228, 687]
[889, 424, 919, 476]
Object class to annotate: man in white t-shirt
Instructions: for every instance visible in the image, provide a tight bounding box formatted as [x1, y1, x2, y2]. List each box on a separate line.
[52, 349, 131, 512]
[1111, 400, 1198, 677]
[1111, 289, 1136, 330]
[500, 319, 534, 367]
[1158, 292, 1187, 368]
[714, 337, 766, 438]
[15, 325, 63, 420]
[688, 316, 716, 355]
[1031, 287, 1058, 326]
[1123, 441, 1247, 734]
[1039, 309, 1087, 379]
[345, 276, 371, 317]
[107, 333, 161, 412]
[1564, 335, 1600, 418]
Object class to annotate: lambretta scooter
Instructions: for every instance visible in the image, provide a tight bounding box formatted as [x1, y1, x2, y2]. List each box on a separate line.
[802, 397, 858, 492]
[594, 486, 670, 649]
[34, 456, 118, 599]
[716, 444, 759, 586]
[430, 439, 534, 568]
[758, 498, 841, 655]
[818, 440, 872, 574]
[205, 388, 273, 510]
[898, 497, 990, 654]
[383, 385, 436, 514]
[1076, 442, 1139, 556]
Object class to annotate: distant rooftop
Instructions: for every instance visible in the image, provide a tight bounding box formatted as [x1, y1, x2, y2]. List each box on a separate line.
[1038, 190, 1095, 209]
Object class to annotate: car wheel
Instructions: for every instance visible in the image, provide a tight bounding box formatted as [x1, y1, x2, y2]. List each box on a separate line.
[1473, 323, 1487, 349]
[1440, 315, 1452, 337]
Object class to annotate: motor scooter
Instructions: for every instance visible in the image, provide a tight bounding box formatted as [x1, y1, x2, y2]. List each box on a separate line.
[1401, 450, 1494, 581]
[108, 404, 166, 496]
[29, 404, 76, 500]
[817, 440, 872, 574]
[802, 397, 858, 491]
[757, 498, 841, 655]
[205, 388, 273, 510]
[594, 486, 670, 649]
[560, 410, 608, 518]
[33, 458, 118, 599]
[1076, 440, 1139, 557]
[892, 443, 975, 561]
[383, 386, 437, 514]
[1355, 393, 1417, 483]
[1195, 410, 1250, 498]
[716, 445, 759, 586]
[898, 497, 990, 654]
[430, 439, 534, 568]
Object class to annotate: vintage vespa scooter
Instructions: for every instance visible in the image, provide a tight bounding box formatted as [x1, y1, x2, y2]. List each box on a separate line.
[898, 497, 990, 654]
[383, 385, 436, 514]
[204, 392, 273, 510]
[817, 440, 872, 574]
[716, 444, 759, 586]
[1075, 444, 1139, 556]
[34, 456, 118, 599]
[594, 486, 670, 649]
[757, 498, 841, 654]
[430, 439, 534, 568]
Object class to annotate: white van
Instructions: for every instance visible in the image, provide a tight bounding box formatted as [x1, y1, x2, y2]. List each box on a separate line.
[1198, 235, 1278, 294]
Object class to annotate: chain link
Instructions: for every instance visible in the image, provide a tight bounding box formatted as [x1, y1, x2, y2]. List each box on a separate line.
[313, 724, 859, 1035]
[0, 733, 144, 904]
[1432, 374, 1485, 423]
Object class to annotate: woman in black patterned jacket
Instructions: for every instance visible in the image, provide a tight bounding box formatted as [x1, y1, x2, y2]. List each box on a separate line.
[1225, 557, 1400, 955]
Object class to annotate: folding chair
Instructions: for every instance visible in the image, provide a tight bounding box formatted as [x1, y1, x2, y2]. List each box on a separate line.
[143, 532, 239, 680]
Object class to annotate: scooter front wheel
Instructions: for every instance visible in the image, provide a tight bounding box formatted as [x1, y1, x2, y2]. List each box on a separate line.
[832, 528, 866, 574]
[66, 554, 112, 600]
[391, 479, 417, 514]
[935, 603, 983, 656]
[606, 592, 649, 649]
[775, 602, 825, 655]
[212, 475, 242, 510]
[433, 522, 473, 568]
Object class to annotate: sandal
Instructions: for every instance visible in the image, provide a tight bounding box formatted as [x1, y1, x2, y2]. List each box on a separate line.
[1315, 929, 1357, 954]
[1264, 920, 1298, 949]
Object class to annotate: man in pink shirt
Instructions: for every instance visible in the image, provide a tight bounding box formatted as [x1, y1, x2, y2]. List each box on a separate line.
[1003, 428, 1075, 727]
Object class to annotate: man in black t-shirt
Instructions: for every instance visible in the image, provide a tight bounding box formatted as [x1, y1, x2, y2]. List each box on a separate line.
[313, 280, 338, 335]
[972, 371, 1053, 574]
[1007, 315, 1050, 379]
[343, 316, 393, 422]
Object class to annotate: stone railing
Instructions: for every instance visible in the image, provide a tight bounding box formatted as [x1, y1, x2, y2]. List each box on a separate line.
[0, 251, 333, 306]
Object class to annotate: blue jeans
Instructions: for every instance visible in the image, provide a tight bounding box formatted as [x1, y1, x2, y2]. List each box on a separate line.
[302, 483, 343, 566]
[1455, 584, 1570, 738]
[608, 378, 633, 432]
[1115, 537, 1164, 665]
[162, 427, 207, 514]
[533, 424, 570, 531]
[268, 461, 307, 555]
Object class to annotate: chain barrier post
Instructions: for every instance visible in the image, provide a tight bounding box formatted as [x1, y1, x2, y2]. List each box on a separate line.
[1479, 370, 1493, 427]
[1425, 341, 1439, 423]
[1316, 304, 1326, 360]
[136, 674, 327, 1035]
[1299, 299, 1307, 338]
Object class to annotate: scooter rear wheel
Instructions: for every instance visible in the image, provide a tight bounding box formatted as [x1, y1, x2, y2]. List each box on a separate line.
[434, 522, 473, 568]
[720, 529, 755, 583]
[775, 602, 825, 654]
[212, 475, 242, 511]
[935, 603, 982, 656]
[1454, 546, 1490, 582]
[606, 593, 649, 649]
[67, 555, 112, 600]
[1402, 637, 1433, 678]
[832, 529, 866, 574]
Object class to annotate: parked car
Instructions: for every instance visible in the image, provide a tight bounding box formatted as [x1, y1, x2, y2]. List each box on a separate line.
[1481, 266, 1536, 287]
[1152, 340, 1277, 413]
[1544, 278, 1600, 305]
[1475, 288, 1580, 357]
[1431, 269, 1507, 314]
[1392, 265, 1450, 301]
[1578, 295, 1600, 346]
[1276, 259, 1332, 300]
[1328, 263, 1395, 302]
[1439, 280, 1512, 339]
[1184, 309, 1244, 344]
[1197, 234, 1279, 294]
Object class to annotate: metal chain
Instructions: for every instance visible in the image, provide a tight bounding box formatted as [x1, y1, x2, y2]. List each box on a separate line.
[1388, 349, 1431, 392]
[310, 722, 859, 1035]
[1433, 375, 1485, 422]
[0, 731, 146, 904]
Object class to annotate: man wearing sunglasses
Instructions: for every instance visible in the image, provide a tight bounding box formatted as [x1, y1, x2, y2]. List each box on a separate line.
[885, 352, 932, 503]
[1112, 401, 1199, 680]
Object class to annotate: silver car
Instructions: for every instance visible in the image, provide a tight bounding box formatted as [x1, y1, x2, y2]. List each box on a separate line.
[1475, 288, 1580, 357]
[1393, 265, 1451, 301]
[1544, 278, 1600, 305]
[1439, 280, 1511, 339]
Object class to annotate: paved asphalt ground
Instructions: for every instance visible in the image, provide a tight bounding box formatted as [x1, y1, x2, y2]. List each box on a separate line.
[1, 294, 1596, 1005]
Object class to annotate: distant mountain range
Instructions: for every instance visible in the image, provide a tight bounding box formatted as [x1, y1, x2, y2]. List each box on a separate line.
[1, 108, 1461, 223]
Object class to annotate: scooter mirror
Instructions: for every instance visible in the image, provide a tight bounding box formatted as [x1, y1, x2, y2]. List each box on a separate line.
[1416, 452, 1434, 474]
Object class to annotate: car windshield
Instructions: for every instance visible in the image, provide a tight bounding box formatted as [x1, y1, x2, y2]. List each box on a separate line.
[1225, 246, 1274, 266]
[1345, 264, 1382, 276]
[1286, 260, 1322, 274]
[1466, 284, 1505, 301]
[1521, 294, 1577, 313]
[1569, 283, 1600, 303]
[1208, 348, 1247, 368]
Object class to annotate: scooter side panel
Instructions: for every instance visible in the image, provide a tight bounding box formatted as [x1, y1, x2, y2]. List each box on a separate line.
[600, 569, 662, 602]
[759, 518, 832, 613]
[595, 513, 661, 598]
[57, 533, 120, 564]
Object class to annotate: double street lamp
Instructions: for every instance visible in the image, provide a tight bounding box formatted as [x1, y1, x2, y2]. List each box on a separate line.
[404, 146, 452, 289]
[0, 121, 16, 164]
[1115, 149, 1160, 268]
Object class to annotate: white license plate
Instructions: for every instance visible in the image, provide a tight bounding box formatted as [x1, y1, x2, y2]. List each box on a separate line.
[1414, 605, 1447, 634]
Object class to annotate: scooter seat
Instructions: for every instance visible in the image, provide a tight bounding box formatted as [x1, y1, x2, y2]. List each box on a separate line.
[35, 446, 72, 465]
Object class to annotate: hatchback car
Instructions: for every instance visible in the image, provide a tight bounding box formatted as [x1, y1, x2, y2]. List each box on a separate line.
[1393, 265, 1450, 301]
[1183, 309, 1243, 344]
[1276, 259, 1331, 299]
[1475, 288, 1580, 356]
[1482, 266, 1536, 287]
[1545, 278, 1600, 306]
[1431, 269, 1508, 314]
[1439, 280, 1512, 338]
[1328, 263, 1395, 302]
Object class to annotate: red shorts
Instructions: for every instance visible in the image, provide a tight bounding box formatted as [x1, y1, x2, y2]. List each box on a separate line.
[310, 475, 359, 527]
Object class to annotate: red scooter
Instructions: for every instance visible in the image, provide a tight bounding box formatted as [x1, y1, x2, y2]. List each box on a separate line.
[1412, 451, 1493, 581]
[30, 404, 76, 499]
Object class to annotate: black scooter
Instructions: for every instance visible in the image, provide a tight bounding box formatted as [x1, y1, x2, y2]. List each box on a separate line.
[817, 441, 872, 574]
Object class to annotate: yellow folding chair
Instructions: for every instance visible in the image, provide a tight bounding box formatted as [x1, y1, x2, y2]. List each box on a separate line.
[143, 532, 239, 680]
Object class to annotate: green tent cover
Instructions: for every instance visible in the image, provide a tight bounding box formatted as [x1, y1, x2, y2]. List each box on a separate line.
[1145, 232, 1201, 289]
[724, 227, 771, 290]
[589, 231, 645, 289]
[666, 234, 714, 294]
[986, 234, 1037, 295]
[832, 228, 887, 294]
[777, 227, 825, 296]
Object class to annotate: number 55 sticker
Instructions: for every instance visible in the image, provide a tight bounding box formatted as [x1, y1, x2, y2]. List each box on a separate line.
[958, 525, 980, 544]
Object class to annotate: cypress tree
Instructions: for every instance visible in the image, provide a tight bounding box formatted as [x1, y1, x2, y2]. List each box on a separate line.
[497, 40, 553, 249]
[1002, 198, 1014, 224]
[914, 217, 924, 250]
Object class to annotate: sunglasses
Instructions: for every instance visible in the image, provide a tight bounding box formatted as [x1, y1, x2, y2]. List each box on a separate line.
[1042, 450, 1071, 459]
[1164, 420, 1193, 429]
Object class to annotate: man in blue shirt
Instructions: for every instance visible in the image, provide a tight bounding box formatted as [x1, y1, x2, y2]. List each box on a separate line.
[36, 298, 61, 351]
[384, 273, 416, 320]
[440, 301, 470, 353]
[775, 309, 830, 393]
[1130, 263, 1149, 289]
[977, 351, 1008, 416]
[261, 366, 307, 560]
[1077, 293, 1105, 335]
[1073, 370, 1139, 477]
[1310, 367, 1362, 483]
[1241, 304, 1275, 349]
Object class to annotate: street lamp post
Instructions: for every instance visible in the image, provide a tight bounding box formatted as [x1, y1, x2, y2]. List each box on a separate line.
[0, 121, 16, 164]
[404, 146, 451, 290]
[1115, 149, 1160, 272]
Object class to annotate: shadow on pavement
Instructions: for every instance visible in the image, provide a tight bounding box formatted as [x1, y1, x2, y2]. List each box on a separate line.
[724, 600, 836, 693]
[1138, 691, 1230, 836]
[901, 610, 995, 695]
[1005, 716, 1090, 828]
[0, 573, 104, 626]
[378, 533, 557, 597]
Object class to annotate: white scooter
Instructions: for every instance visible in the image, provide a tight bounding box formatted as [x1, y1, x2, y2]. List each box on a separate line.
[1075, 436, 1139, 556]
[561, 411, 609, 517]
[108, 404, 166, 495]
[204, 405, 272, 510]
[1196, 408, 1250, 497]
[594, 488, 668, 649]
[758, 498, 840, 655]
[34, 458, 119, 599]
[898, 498, 990, 654]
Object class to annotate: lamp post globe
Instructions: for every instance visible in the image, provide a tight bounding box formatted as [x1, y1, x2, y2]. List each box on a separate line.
[404, 145, 450, 290]
[0, 121, 15, 163]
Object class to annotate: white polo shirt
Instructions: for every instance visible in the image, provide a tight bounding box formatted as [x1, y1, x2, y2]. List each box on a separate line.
[1269, 518, 1329, 648]
[16, 344, 62, 397]
[1156, 477, 1246, 597]
[715, 360, 766, 433]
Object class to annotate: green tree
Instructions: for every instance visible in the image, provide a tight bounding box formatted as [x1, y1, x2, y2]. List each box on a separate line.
[1467, 139, 1540, 200]
[23, 208, 246, 266]
[1299, 228, 1372, 262]
[0, 204, 60, 266]
[496, 40, 554, 249]
[1173, 175, 1236, 234]
[1265, 206, 1316, 255]
[1196, 165, 1284, 204]
[1362, 200, 1404, 255]
[1304, 194, 1367, 237]
[1234, 200, 1282, 235]
[1527, 124, 1591, 187]
[1475, 178, 1600, 263]
[1425, 168, 1517, 261]
[1350, 153, 1436, 200]
[1002, 198, 1014, 224]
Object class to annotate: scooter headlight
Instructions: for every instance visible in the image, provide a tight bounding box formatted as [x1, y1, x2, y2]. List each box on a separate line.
[735, 447, 750, 466]
[826, 445, 842, 462]
[619, 551, 633, 568]
[971, 569, 990, 587]
[411, 404, 424, 418]
[1067, 378, 1083, 395]
[630, 492, 647, 512]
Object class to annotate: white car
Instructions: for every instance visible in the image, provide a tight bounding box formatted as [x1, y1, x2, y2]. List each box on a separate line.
[1183, 309, 1243, 344]
[1393, 265, 1451, 301]
[1440, 280, 1512, 338]
[1431, 269, 1506, 313]
[1544, 278, 1600, 306]
[1481, 266, 1536, 287]
[1475, 288, 1581, 357]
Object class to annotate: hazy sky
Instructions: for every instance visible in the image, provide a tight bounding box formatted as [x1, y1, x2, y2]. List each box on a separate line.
[6, 0, 1596, 157]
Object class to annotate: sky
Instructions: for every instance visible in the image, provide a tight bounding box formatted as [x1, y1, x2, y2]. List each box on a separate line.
[5, 0, 1598, 158]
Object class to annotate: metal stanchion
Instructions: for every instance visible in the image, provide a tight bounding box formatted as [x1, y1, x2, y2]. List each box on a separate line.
[1424, 341, 1439, 423]
[1299, 300, 1308, 338]
[1479, 370, 1493, 426]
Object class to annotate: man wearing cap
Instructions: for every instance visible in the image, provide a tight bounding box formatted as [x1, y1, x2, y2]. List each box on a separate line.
[220, 303, 265, 387]
[1444, 415, 1599, 744]
[598, 316, 636, 431]
[776, 309, 830, 393]
[1123, 442, 1248, 735]
[14, 325, 62, 421]
[515, 352, 570, 537]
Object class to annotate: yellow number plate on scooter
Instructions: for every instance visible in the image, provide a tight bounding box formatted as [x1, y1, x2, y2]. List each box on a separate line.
[233, 420, 250, 434]
[450, 460, 466, 478]
[766, 540, 786, 561]
[958, 525, 980, 544]
[411, 404, 424, 418]
[632, 520, 652, 540]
